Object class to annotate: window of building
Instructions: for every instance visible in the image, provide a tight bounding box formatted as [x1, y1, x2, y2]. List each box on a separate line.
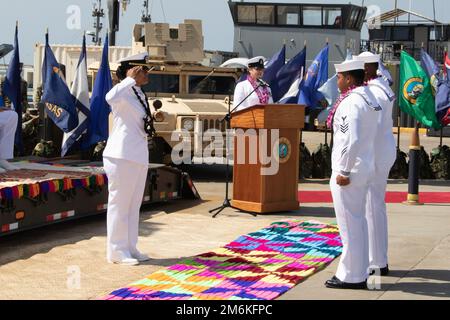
[430, 26, 447, 41]
[323, 7, 342, 28]
[277, 5, 300, 25]
[256, 5, 275, 25]
[142, 74, 180, 94]
[237, 5, 256, 24]
[370, 27, 391, 40]
[189, 76, 236, 95]
[169, 28, 179, 40]
[392, 27, 412, 41]
[348, 8, 360, 29]
[302, 6, 322, 26]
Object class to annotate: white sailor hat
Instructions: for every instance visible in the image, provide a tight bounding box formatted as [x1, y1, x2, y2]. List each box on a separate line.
[354, 51, 380, 64]
[118, 52, 149, 64]
[334, 59, 365, 73]
[247, 56, 266, 69]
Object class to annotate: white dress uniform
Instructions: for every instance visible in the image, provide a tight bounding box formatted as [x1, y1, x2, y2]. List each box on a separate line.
[356, 52, 396, 269]
[233, 80, 274, 112]
[0, 107, 18, 172]
[233, 56, 273, 112]
[103, 76, 149, 263]
[330, 60, 381, 283]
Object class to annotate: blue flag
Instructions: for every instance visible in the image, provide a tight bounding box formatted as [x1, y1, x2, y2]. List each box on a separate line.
[318, 48, 353, 107]
[436, 52, 450, 126]
[298, 45, 329, 108]
[61, 35, 90, 156]
[274, 46, 306, 102]
[41, 33, 79, 132]
[3, 24, 23, 153]
[263, 45, 286, 98]
[420, 48, 440, 95]
[263, 45, 286, 84]
[85, 34, 113, 147]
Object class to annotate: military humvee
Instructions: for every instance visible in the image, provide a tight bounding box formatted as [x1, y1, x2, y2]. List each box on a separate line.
[92, 19, 241, 164]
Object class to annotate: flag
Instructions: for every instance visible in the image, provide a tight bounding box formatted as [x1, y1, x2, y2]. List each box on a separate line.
[85, 34, 113, 147]
[61, 35, 90, 156]
[277, 72, 303, 104]
[274, 46, 306, 102]
[3, 23, 23, 153]
[318, 48, 352, 106]
[436, 52, 450, 126]
[263, 45, 286, 85]
[41, 32, 79, 132]
[262, 45, 286, 99]
[420, 48, 440, 95]
[398, 51, 441, 129]
[298, 45, 329, 108]
[317, 74, 338, 107]
[444, 52, 450, 78]
[435, 78, 450, 126]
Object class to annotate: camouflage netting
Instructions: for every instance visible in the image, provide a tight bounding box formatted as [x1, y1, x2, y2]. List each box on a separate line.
[430, 145, 450, 180]
[299, 142, 313, 179]
[418, 146, 434, 179]
[32, 140, 57, 158]
[311, 143, 332, 179]
[389, 149, 409, 179]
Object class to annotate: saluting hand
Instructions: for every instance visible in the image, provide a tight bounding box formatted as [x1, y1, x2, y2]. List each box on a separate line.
[127, 66, 149, 86]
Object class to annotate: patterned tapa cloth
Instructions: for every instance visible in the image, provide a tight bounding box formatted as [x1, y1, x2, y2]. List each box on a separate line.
[103, 220, 342, 300]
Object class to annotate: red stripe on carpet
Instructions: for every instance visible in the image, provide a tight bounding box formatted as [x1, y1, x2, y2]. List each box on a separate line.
[298, 191, 450, 203]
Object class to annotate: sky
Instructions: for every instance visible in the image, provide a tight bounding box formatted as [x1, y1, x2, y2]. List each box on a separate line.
[0, 0, 448, 65]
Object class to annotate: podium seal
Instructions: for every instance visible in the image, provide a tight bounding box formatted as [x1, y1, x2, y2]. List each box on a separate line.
[278, 137, 291, 164]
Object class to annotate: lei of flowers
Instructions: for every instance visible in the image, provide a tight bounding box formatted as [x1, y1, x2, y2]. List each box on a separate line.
[326, 85, 359, 129]
[247, 75, 271, 104]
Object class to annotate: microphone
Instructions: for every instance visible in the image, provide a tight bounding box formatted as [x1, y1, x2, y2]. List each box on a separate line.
[257, 78, 270, 87]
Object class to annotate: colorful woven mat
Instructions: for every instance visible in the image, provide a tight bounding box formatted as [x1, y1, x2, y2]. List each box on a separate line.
[103, 220, 342, 300]
[0, 163, 107, 201]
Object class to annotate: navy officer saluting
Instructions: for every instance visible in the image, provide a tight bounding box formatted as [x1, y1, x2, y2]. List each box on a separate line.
[103, 52, 152, 266]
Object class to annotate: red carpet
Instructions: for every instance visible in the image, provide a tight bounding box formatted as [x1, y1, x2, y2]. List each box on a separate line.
[298, 191, 450, 204]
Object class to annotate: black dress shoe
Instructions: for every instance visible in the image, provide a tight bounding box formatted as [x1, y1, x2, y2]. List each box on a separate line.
[369, 265, 389, 276]
[325, 276, 367, 290]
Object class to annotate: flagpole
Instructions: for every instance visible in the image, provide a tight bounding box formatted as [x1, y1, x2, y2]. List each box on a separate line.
[396, 44, 404, 151]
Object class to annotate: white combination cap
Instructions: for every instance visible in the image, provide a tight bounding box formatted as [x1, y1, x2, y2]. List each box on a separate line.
[118, 52, 149, 63]
[247, 56, 266, 68]
[354, 51, 381, 64]
[334, 59, 365, 73]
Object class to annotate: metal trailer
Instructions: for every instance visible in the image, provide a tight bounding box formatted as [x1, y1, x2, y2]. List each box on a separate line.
[0, 159, 200, 237]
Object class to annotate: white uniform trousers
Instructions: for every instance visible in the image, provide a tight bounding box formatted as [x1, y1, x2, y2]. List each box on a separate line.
[365, 164, 391, 269]
[330, 172, 369, 283]
[103, 157, 148, 261]
[0, 110, 18, 159]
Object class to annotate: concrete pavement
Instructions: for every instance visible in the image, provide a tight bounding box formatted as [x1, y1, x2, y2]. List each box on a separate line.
[0, 176, 448, 300]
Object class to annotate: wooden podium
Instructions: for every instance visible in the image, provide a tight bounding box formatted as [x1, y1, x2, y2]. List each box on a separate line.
[231, 104, 305, 213]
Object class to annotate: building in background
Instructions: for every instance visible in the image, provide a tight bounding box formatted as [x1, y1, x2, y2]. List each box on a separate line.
[228, 1, 367, 76]
[366, 8, 450, 129]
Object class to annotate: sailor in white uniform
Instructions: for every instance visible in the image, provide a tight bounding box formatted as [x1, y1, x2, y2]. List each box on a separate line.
[103, 52, 152, 265]
[356, 52, 396, 276]
[325, 59, 381, 289]
[233, 56, 273, 112]
[0, 96, 19, 173]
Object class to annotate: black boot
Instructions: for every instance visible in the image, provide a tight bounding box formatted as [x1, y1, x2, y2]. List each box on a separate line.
[369, 265, 389, 276]
[325, 276, 367, 290]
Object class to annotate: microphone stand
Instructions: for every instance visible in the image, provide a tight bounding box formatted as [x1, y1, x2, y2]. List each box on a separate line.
[209, 82, 266, 218]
